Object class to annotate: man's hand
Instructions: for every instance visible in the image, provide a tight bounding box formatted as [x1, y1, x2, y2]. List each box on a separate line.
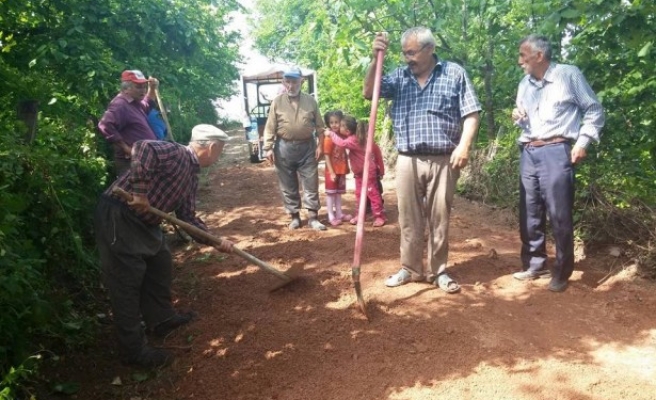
[571, 145, 587, 164]
[450, 144, 470, 169]
[128, 194, 150, 214]
[114, 142, 132, 157]
[314, 146, 324, 160]
[213, 238, 234, 253]
[372, 32, 389, 57]
[265, 149, 275, 164]
[148, 77, 159, 90]
[511, 107, 527, 123]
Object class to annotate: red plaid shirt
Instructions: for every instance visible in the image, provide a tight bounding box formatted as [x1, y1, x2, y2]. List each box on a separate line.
[105, 140, 209, 236]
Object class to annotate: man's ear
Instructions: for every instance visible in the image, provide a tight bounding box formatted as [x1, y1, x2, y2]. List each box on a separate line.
[210, 140, 226, 153]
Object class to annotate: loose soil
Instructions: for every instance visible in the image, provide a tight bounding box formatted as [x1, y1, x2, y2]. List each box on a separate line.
[37, 131, 656, 400]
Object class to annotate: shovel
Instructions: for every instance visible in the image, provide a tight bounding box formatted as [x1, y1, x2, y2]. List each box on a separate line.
[111, 187, 300, 291]
[352, 43, 387, 320]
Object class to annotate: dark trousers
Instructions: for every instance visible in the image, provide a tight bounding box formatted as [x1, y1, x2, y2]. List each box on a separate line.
[94, 197, 175, 357]
[519, 143, 575, 282]
[273, 138, 321, 216]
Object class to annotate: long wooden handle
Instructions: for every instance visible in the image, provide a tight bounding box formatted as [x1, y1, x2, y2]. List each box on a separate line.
[154, 88, 175, 142]
[111, 187, 291, 281]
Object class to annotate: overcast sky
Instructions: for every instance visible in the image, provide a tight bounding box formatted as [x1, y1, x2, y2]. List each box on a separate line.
[214, 0, 273, 121]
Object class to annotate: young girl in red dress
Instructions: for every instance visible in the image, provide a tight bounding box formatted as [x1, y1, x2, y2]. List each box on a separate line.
[323, 110, 352, 226]
[327, 115, 386, 227]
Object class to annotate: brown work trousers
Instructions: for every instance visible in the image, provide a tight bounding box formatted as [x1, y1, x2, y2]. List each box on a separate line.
[396, 154, 459, 276]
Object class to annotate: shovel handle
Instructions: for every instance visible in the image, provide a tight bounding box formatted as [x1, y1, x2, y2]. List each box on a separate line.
[154, 88, 175, 141]
[110, 187, 291, 281]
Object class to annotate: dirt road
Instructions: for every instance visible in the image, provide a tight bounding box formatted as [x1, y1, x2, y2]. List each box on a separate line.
[41, 131, 656, 400]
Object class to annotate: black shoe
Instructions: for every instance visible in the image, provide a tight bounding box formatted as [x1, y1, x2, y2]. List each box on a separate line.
[548, 278, 569, 292]
[512, 270, 550, 281]
[152, 312, 195, 337]
[124, 347, 173, 368]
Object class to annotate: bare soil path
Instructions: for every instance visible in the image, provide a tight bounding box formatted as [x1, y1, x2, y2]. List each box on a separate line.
[39, 131, 656, 400]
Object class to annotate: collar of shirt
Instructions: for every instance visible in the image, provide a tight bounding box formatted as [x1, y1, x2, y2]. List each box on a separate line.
[528, 62, 556, 88]
[401, 55, 444, 83]
[117, 92, 139, 104]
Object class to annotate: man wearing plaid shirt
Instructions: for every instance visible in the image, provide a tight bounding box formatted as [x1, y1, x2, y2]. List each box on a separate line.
[94, 124, 234, 368]
[364, 27, 481, 293]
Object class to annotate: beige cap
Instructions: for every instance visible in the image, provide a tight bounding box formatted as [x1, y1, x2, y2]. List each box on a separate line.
[190, 124, 230, 142]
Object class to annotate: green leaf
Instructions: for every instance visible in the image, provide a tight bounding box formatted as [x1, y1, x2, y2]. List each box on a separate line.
[638, 42, 652, 58]
[560, 9, 581, 19]
[52, 382, 80, 395]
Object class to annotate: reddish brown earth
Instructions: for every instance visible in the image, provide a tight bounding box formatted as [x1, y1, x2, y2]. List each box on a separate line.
[38, 131, 656, 400]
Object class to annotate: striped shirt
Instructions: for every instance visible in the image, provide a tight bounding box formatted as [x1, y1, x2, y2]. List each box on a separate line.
[515, 63, 604, 148]
[380, 58, 481, 154]
[105, 140, 209, 236]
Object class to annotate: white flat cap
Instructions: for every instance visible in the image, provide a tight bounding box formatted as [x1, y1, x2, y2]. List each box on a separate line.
[190, 124, 230, 142]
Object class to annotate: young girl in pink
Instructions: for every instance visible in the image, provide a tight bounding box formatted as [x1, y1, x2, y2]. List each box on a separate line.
[323, 110, 352, 226]
[328, 115, 386, 227]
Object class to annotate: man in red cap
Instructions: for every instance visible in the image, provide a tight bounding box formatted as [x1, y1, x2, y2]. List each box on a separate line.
[98, 70, 161, 177]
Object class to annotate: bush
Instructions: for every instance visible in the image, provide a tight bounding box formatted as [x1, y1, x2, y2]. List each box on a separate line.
[0, 120, 106, 395]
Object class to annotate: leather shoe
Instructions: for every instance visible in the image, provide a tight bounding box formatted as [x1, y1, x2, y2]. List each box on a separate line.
[124, 346, 173, 368]
[548, 279, 569, 292]
[152, 312, 195, 337]
[513, 270, 550, 281]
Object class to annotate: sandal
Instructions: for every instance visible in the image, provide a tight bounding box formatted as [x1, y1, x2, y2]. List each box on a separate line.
[435, 272, 461, 294]
[384, 268, 423, 287]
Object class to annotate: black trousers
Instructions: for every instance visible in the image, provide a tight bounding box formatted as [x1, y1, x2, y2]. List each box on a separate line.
[94, 197, 175, 357]
[519, 143, 575, 282]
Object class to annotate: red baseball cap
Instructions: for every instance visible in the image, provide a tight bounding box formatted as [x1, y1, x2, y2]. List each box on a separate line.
[121, 70, 148, 84]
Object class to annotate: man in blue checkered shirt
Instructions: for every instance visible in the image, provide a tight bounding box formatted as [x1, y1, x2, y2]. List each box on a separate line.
[364, 27, 481, 293]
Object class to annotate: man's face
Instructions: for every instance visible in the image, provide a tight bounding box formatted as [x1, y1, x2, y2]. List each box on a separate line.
[402, 37, 434, 77]
[518, 42, 545, 79]
[125, 82, 148, 101]
[283, 77, 302, 97]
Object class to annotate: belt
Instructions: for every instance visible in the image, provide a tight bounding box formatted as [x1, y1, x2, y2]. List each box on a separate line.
[523, 137, 568, 147]
[398, 150, 452, 156]
[280, 137, 312, 144]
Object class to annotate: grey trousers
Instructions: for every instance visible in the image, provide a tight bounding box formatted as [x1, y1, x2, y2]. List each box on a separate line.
[94, 197, 175, 357]
[396, 154, 459, 276]
[273, 138, 321, 216]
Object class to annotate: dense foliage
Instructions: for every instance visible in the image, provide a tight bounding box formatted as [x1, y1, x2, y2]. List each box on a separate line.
[0, 0, 240, 397]
[252, 0, 656, 266]
[2, 0, 656, 396]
